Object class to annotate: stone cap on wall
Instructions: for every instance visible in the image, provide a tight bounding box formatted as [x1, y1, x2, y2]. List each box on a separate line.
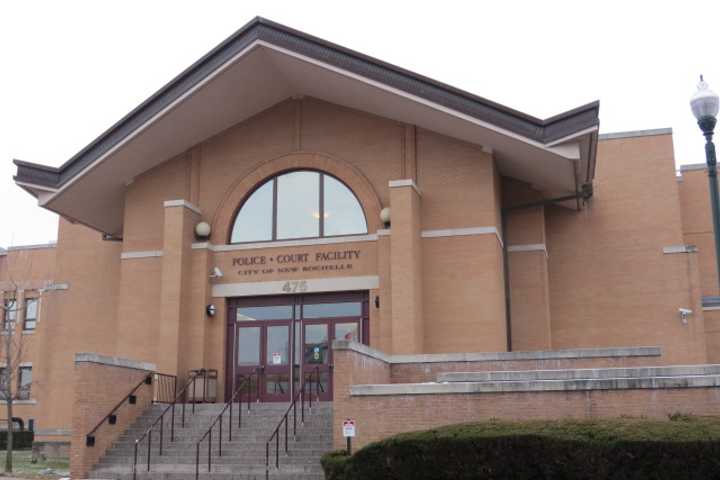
[332, 340, 662, 364]
[74, 352, 156, 372]
[351, 372, 720, 396]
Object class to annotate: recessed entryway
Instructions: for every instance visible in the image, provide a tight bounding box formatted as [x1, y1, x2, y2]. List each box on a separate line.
[226, 291, 369, 401]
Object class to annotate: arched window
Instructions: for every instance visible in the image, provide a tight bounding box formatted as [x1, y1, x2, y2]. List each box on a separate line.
[230, 170, 368, 243]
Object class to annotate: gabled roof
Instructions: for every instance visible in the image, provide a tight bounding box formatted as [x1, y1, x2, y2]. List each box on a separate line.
[13, 16, 599, 236]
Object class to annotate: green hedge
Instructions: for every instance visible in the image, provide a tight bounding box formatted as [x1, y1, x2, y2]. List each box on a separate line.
[0, 431, 33, 450]
[321, 417, 720, 480]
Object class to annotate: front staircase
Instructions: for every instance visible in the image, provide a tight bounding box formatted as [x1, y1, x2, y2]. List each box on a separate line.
[91, 402, 332, 480]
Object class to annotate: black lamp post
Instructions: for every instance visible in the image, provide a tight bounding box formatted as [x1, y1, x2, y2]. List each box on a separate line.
[691, 76, 720, 290]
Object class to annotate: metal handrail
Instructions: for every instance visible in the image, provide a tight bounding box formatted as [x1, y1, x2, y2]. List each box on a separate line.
[85, 373, 157, 447]
[194, 371, 260, 480]
[132, 371, 207, 480]
[265, 367, 321, 480]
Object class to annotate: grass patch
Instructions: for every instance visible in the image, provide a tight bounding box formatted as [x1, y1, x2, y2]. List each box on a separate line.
[0, 451, 69, 479]
[322, 416, 720, 480]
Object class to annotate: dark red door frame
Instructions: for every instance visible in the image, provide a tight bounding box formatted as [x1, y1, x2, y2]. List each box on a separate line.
[225, 291, 369, 402]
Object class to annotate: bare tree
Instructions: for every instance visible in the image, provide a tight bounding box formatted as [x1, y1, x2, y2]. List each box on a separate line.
[0, 256, 38, 473]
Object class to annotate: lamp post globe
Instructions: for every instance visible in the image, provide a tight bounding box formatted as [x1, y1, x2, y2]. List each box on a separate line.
[691, 76, 720, 292]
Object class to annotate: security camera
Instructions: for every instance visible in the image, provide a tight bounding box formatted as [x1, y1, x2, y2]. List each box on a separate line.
[209, 267, 223, 279]
[678, 308, 692, 325]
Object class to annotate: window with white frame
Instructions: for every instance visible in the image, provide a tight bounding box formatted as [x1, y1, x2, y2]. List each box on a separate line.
[23, 298, 38, 331]
[17, 367, 31, 401]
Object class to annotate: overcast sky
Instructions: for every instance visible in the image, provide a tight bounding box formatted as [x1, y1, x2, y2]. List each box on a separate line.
[1, 1, 718, 248]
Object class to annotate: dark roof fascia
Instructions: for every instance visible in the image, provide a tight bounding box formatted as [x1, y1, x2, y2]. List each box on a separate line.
[13, 159, 60, 187]
[14, 16, 599, 190]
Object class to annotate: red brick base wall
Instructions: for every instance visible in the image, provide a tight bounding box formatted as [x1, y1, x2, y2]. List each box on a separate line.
[334, 386, 720, 450]
[70, 359, 154, 478]
[332, 344, 717, 451]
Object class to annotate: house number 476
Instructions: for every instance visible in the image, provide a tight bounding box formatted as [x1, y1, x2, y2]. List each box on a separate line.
[282, 280, 308, 293]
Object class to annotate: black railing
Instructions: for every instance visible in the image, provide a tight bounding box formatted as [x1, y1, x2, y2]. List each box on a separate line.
[85, 373, 156, 447]
[132, 370, 208, 480]
[194, 371, 261, 480]
[265, 367, 321, 480]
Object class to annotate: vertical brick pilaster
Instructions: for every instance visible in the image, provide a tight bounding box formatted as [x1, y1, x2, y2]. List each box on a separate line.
[389, 181, 423, 354]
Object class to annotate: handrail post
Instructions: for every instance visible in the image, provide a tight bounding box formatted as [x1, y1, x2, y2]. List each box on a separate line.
[159, 415, 164, 456]
[265, 442, 269, 480]
[276, 431, 279, 468]
[229, 396, 233, 443]
[195, 443, 200, 480]
[219, 412, 223, 457]
[293, 398, 297, 438]
[207, 428, 212, 472]
[147, 430, 152, 472]
[284, 414, 288, 453]
[192, 375, 197, 415]
[133, 441, 138, 480]
[183, 383, 187, 427]
[170, 403, 175, 442]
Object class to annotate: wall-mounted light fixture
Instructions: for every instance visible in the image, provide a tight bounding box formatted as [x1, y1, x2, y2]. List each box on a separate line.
[679, 308, 692, 325]
[206, 304, 217, 317]
[380, 207, 391, 228]
[209, 267, 223, 279]
[195, 221, 212, 240]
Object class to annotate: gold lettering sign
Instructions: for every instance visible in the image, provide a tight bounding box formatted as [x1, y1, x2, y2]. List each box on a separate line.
[232, 249, 361, 277]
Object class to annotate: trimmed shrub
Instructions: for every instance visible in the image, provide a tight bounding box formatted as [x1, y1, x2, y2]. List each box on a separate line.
[322, 417, 720, 480]
[0, 430, 34, 450]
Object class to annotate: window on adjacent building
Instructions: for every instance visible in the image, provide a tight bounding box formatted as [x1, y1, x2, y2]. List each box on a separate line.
[17, 367, 31, 401]
[230, 170, 367, 243]
[2, 298, 16, 331]
[0, 368, 7, 400]
[23, 298, 38, 331]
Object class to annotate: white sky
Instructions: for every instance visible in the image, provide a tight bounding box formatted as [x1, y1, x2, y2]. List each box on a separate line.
[1, 0, 718, 248]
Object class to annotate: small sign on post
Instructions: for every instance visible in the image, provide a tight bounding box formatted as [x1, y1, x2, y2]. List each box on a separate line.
[343, 418, 356, 454]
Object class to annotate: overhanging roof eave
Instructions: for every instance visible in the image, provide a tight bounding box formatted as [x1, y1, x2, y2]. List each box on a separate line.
[13, 16, 599, 192]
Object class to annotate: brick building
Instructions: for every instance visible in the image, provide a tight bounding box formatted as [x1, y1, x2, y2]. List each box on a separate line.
[4, 17, 720, 479]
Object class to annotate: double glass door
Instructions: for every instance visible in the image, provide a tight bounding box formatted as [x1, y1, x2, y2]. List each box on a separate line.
[227, 292, 368, 402]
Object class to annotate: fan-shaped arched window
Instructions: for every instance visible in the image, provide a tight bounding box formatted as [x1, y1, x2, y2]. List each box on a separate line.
[230, 170, 368, 243]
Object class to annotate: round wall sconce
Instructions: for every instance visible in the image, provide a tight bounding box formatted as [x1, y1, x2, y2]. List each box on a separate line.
[380, 207, 391, 227]
[195, 221, 212, 239]
[206, 304, 217, 317]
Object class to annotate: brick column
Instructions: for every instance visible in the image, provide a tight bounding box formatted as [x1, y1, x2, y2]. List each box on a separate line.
[389, 180, 423, 354]
[159, 200, 200, 375]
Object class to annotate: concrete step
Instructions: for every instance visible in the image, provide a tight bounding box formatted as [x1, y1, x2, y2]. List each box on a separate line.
[93, 401, 332, 479]
[93, 462, 328, 477]
[437, 364, 720, 383]
[92, 471, 324, 480]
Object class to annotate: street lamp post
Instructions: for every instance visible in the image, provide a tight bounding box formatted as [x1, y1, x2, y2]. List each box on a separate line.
[691, 76, 720, 291]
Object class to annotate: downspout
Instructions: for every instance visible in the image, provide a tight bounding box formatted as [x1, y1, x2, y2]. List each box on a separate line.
[500, 185, 593, 351]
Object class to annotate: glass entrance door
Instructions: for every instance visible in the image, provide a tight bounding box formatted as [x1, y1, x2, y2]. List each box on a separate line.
[230, 300, 293, 402]
[227, 292, 368, 402]
[300, 293, 365, 401]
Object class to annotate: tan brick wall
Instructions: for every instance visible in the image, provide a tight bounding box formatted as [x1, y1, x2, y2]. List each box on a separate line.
[70, 361, 153, 478]
[547, 133, 707, 363]
[679, 168, 718, 296]
[422, 235, 506, 353]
